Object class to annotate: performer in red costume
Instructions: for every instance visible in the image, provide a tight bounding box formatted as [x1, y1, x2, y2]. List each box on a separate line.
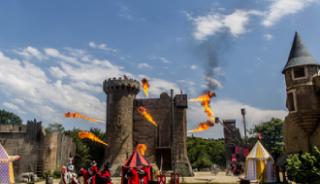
[128, 167, 139, 184]
[99, 163, 112, 184]
[80, 168, 90, 184]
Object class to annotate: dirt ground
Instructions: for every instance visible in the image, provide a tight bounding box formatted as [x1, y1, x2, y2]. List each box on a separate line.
[33, 171, 239, 184]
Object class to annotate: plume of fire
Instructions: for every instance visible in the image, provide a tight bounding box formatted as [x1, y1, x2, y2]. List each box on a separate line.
[189, 120, 215, 133]
[64, 112, 98, 123]
[141, 78, 150, 97]
[136, 144, 147, 156]
[78, 131, 108, 146]
[190, 91, 216, 121]
[137, 106, 157, 127]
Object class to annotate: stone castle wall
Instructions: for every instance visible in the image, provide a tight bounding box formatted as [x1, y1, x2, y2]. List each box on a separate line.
[133, 93, 172, 163]
[0, 122, 75, 176]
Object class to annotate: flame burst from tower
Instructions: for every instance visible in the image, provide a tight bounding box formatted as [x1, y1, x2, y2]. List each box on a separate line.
[137, 106, 158, 127]
[136, 144, 147, 156]
[78, 131, 108, 146]
[189, 120, 215, 133]
[141, 78, 150, 97]
[64, 112, 99, 123]
[190, 91, 216, 121]
[189, 91, 216, 133]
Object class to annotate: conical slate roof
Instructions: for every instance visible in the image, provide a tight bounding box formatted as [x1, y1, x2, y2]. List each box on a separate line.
[282, 32, 319, 73]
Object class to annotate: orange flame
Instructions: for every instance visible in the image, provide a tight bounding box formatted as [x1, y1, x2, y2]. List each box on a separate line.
[137, 144, 147, 156]
[78, 131, 108, 146]
[141, 78, 150, 97]
[64, 112, 97, 123]
[189, 120, 215, 133]
[190, 91, 216, 121]
[137, 106, 157, 127]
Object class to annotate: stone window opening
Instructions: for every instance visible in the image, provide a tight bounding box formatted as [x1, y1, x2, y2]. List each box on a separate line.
[292, 67, 307, 80]
[287, 91, 297, 113]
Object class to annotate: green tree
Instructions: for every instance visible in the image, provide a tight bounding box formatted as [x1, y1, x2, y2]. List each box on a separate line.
[46, 123, 65, 133]
[85, 128, 107, 168]
[287, 147, 320, 183]
[0, 109, 22, 125]
[65, 128, 107, 169]
[249, 118, 284, 158]
[65, 129, 91, 169]
[187, 137, 225, 170]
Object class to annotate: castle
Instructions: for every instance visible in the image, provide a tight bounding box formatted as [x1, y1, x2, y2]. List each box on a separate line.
[283, 32, 320, 153]
[103, 78, 193, 176]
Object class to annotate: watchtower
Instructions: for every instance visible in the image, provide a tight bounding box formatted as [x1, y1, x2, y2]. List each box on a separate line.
[103, 77, 140, 175]
[282, 32, 320, 153]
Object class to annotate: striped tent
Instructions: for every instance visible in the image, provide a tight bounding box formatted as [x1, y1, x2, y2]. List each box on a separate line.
[124, 150, 150, 167]
[0, 143, 16, 184]
[121, 149, 152, 184]
[245, 141, 275, 183]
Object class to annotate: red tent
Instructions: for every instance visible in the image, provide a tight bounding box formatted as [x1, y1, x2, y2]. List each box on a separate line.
[121, 150, 152, 184]
[124, 150, 150, 167]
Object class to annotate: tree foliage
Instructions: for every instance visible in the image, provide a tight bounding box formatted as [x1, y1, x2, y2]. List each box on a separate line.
[65, 128, 107, 169]
[187, 137, 225, 170]
[249, 118, 284, 158]
[0, 109, 22, 125]
[287, 147, 320, 183]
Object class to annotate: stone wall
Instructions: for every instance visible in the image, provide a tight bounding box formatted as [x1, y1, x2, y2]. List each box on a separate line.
[0, 122, 76, 176]
[223, 120, 242, 167]
[133, 92, 172, 163]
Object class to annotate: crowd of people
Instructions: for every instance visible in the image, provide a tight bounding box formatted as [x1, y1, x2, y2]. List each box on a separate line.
[60, 159, 112, 184]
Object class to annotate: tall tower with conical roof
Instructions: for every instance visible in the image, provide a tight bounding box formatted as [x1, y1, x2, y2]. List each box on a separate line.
[282, 32, 320, 153]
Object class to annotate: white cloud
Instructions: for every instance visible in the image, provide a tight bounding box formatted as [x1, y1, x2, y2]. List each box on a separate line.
[3, 102, 23, 112]
[44, 48, 79, 65]
[0, 50, 108, 126]
[49, 66, 67, 79]
[190, 64, 198, 70]
[137, 63, 152, 69]
[263, 0, 318, 27]
[89, 41, 117, 53]
[264, 33, 273, 41]
[159, 57, 171, 64]
[187, 99, 287, 138]
[190, 9, 263, 40]
[205, 76, 223, 89]
[15, 46, 46, 60]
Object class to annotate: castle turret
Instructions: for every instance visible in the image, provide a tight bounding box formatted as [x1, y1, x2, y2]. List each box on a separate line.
[172, 93, 193, 176]
[282, 32, 320, 153]
[103, 77, 140, 176]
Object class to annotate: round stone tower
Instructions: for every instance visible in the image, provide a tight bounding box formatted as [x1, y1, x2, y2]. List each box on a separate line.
[282, 32, 320, 153]
[103, 77, 140, 176]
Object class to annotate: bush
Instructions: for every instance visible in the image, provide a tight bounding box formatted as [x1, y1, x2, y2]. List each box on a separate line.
[53, 170, 60, 178]
[287, 147, 320, 183]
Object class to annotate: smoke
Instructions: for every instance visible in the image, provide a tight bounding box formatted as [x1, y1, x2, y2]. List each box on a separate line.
[197, 32, 231, 90]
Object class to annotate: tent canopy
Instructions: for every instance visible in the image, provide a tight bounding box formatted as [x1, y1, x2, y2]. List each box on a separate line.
[246, 141, 273, 160]
[124, 150, 150, 168]
[245, 141, 275, 183]
[0, 143, 14, 184]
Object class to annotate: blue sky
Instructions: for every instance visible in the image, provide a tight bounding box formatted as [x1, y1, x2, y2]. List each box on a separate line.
[0, 0, 319, 138]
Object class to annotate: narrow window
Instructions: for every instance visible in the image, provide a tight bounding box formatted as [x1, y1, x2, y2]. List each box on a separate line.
[293, 67, 306, 79]
[287, 92, 296, 112]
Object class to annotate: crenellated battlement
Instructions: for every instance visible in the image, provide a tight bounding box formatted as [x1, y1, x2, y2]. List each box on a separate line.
[103, 77, 140, 94]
